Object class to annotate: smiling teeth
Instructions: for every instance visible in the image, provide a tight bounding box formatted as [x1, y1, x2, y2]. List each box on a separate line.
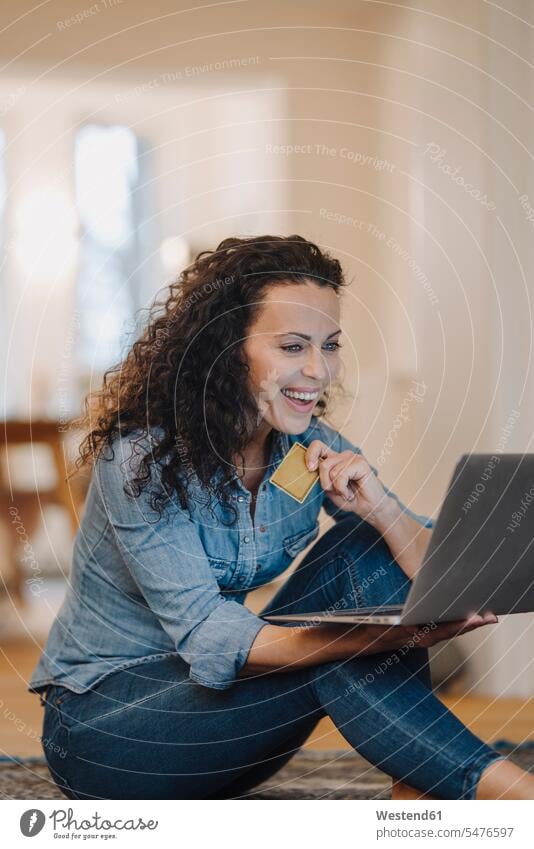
[281, 389, 319, 401]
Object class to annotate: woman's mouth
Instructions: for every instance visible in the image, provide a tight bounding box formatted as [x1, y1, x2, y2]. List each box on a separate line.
[280, 387, 320, 414]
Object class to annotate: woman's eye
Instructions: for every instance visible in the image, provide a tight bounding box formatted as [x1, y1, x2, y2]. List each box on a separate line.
[281, 341, 342, 353]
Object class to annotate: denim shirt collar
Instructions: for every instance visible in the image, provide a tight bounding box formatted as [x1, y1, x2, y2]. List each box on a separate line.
[204, 428, 289, 495]
[229, 428, 288, 491]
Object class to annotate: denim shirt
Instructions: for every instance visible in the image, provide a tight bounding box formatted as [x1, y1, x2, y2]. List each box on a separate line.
[29, 416, 434, 695]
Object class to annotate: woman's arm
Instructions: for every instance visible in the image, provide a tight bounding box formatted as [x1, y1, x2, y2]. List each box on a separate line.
[305, 421, 435, 580]
[316, 420, 436, 533]
[95, 433, 267, 692]
[362, 497, 433, 581]
[239, 613, 498, 678]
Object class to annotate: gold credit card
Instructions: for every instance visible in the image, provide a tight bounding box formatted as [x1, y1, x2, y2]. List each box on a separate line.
[269, 442, 320, 503]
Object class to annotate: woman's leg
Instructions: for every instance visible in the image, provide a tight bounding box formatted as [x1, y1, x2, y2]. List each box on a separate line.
[41, 658, 328, 800]
[42, 513, 507, 800]
[260, 512, 432, 688]
[258, 512, 508, 799]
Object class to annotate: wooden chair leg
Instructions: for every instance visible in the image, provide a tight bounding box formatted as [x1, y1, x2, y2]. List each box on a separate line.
[392, 779, 437, 800]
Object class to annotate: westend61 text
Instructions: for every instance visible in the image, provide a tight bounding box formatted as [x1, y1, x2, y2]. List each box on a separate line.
[376, 809, 442, 820]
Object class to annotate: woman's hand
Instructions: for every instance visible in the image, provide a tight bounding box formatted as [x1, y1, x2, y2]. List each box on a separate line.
[306, 439, 390, 522]
[332, 611, 499, 656]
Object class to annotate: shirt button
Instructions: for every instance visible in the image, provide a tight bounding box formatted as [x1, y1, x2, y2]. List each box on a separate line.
[259, 525, 266, 533]
[243, 536, 250, 544]
[237, 496, 245, 502]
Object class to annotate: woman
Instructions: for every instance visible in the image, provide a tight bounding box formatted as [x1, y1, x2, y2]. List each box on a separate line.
[30, 235, 534, 800]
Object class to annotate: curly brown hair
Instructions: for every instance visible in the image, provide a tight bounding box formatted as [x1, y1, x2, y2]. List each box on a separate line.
[70, 234, 347, 524]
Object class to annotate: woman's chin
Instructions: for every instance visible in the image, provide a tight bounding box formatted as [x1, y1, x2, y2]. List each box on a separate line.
[272, 409, 315, 434]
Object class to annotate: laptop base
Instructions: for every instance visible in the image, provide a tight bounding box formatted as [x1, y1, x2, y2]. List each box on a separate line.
[264, 606, 405, 626]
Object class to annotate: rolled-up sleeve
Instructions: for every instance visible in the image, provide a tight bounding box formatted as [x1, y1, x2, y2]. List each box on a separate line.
[95, 439, 268, 690]
[317, 424, 435, 529]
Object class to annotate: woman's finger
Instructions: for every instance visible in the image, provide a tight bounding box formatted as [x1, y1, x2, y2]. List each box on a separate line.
[328, 458, 357, 501]
[318, 454, 339, 492]
[328, 455, 371, 501]
[431, 616, 495, 643]
[305, 440, 335, 471]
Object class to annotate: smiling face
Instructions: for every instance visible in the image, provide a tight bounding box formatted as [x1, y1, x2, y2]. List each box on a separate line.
[242, 280, 342, 436]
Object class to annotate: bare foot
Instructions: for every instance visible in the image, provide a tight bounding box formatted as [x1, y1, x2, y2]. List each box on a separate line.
[476, 758, 534, 800]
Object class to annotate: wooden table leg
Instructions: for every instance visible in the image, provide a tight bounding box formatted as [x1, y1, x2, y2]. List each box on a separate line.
[51, 440, 81, 534]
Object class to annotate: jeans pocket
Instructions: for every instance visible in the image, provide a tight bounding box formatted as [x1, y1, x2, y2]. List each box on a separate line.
[49, 686, 83, 732]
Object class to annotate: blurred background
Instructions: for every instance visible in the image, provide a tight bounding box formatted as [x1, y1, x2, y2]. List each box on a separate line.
[1, 0, 533, 757]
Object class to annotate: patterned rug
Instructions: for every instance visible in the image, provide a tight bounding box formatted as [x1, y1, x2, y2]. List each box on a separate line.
[1, 743, 532, 800]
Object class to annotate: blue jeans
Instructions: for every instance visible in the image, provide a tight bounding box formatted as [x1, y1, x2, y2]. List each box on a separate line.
[41, 514, 505, 800]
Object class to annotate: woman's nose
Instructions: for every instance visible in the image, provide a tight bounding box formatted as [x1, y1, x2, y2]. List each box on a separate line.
[301, 347, 330, 382]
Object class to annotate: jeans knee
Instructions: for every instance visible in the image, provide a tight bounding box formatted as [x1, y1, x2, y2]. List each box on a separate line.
[323, 515, 410, 607]
[322, 513, 388, 562]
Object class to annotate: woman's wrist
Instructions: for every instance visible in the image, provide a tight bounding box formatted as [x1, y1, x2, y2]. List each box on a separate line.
[354, 495, 431, 581]
[359, 493, 403, 533]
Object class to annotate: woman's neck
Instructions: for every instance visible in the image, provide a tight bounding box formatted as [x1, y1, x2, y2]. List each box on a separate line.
[234, 423, 276, 482]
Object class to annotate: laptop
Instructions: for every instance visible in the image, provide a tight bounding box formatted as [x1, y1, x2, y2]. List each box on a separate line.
[264, 453, 534, 626]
